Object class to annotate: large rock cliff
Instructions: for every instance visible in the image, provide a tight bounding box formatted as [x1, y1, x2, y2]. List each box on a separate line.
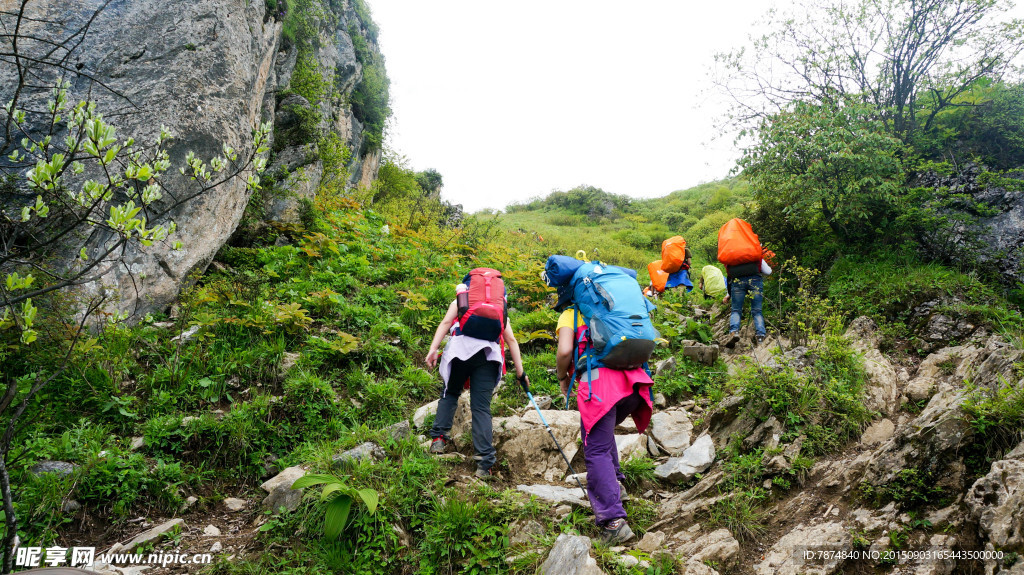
[0, 0, 385, 317]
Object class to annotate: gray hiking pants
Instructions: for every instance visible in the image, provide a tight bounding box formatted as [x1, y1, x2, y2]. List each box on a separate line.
[429, 349, 500, 471]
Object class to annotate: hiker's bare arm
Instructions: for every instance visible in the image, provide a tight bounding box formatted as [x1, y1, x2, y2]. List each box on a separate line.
[426, 300, 458, 369]
[556, 326, 575, 396]
[502, 321, 525, 378]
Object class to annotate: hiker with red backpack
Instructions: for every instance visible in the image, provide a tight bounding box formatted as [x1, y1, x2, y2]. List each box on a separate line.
[717, 218, 773, 347]
[543, 254, 657, 545]
[424, 268, 527, 478]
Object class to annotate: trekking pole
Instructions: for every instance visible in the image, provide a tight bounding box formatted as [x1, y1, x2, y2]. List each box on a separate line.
[518, 374, 588, 497]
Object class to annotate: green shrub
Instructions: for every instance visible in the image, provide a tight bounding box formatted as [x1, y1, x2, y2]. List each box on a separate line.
[962, 379, 1024, 459]
[736, 332, 871, 455]
[418, 495, 508, 574]
[621, 457, 656, 491]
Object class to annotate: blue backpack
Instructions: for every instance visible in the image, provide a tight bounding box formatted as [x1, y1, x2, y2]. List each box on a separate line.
[569, 262, 659, 373]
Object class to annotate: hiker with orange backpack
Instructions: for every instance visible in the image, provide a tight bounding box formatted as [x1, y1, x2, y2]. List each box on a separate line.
[544, 254, 657, 545]
[424, 268, 527, 478]
[717, 218, 772, 347]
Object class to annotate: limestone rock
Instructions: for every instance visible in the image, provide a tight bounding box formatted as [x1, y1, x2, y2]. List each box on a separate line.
[385, 420, 412, 441]
[860, 419, 895, 446]
[764, 436, 804, 475]
[653, 393, 667, 408]
[509, 519, 546, 546]
[618, 554, 640, 568]
[540, 533, 605, 575]
[844, 317, 899, 415]
[648, 410, 693, 456]
[413, 400, 439, 429]
[517, 484, 590, 509]
[683, 344, 719, 366]
[858, 384, 974, 489]
[655, 434, 715, 484]
[111, 518, 185, 554]
[966, 459, 1024, 549]
[495, 411, 581, 482]
[615, 434, 649, 462]
[0, 0, 385, 319]
[203, 525, 221, 537]
[755, 521, 851, 575]
[332, 442, 385, 468]
[676, 528, 739, 568]
[260, 465, 307, 513]
[223, 497, 247, 512]
[655, 357, 677, 377]
[636, 531, 665, 553]
[29, 460, 78, 477]
[743, 415, 784, 451]
[682, 561, 721, 575]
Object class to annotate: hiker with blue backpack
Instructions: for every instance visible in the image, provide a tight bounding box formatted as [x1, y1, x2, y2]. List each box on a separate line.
[544, 254, 658, 545]
[425, 268, 528, 479]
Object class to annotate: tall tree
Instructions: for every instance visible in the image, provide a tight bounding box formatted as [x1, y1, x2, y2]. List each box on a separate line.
[738, 98, 906, 242]
[715, 0, 1024, 141]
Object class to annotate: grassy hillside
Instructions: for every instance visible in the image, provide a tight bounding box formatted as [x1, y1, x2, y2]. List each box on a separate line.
[4, 165, 1023, 574]
[502, 180, 752, 280]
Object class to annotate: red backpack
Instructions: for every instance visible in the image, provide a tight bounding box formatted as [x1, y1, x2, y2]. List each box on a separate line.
[456, 268, 506, 342]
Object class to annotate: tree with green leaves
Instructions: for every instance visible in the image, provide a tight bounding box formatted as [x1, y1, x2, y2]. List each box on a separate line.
[738, 97, 906, 243]
[715, 0, 1024, 142]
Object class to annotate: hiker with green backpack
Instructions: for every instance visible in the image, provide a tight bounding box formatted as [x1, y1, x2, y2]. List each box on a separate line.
[424, 268, 527, 478]
[544, 255, 657, 545]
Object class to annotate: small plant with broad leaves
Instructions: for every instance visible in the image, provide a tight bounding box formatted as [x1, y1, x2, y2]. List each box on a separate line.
[291, 474, 379, 540]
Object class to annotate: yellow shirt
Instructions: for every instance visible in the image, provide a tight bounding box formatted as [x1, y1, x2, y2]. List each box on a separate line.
[556, 309, 587, 333]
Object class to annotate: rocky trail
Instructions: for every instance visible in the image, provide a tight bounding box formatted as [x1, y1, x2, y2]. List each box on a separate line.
[50, 301, 1024, 575]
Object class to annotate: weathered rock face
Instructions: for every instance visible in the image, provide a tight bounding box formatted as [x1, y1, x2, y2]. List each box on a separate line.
[915, 166, 1024, 289]
[0, 0, 383, 318]
[755, 521, 851, 575]
[844, 317, 900, 415]
[967, 459, 1024, 551]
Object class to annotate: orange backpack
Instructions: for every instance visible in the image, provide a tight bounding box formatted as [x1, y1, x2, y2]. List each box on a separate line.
[717, 218, 762, 266]
[647, 260, 669, 292]
[660, 236, 688, 273]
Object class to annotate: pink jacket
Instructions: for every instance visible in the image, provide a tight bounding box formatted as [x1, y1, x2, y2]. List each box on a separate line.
[577, 366, 653, 436]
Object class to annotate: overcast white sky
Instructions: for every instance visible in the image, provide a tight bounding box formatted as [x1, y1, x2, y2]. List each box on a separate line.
[367, 1, 1024, 213]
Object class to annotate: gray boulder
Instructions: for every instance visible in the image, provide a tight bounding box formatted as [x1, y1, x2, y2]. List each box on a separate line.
[29, 461, 78, 477]
[648, 410, 694, 456]
[332, 442, 385, 468]
[540, 533, 605, 575]
[676, 528, 740, 568]
[655, 434, 715, 484]
[495, 410, 580, 482]
[260, 465, 307, 513]
[517, 484, 590, 509]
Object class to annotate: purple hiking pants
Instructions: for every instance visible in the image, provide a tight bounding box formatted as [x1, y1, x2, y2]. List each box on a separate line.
[581, 389, 643, 526]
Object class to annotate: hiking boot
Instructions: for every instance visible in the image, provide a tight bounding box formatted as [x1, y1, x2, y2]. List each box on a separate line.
[599, 518, 635, 545]
[723, 332, 740, 349]
[618, 481, 630, 501]
[474, 467, 494, 480]
[428, 437, 447, 454]
[755, 334, 767, 345]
